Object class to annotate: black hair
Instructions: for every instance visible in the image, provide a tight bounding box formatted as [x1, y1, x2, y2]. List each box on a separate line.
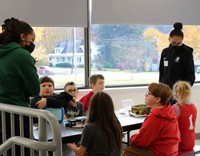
[0, 17, 33, 44]
[169, 22, 184, 38]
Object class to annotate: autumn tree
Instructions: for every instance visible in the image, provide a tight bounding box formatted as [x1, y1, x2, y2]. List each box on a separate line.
[94, 25, 144, 69]
[183, 26, 200, 62]
[144, 25, 200, 63]
[143, 27, 169, 55]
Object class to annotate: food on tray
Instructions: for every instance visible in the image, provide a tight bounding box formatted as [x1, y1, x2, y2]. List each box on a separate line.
[73, 121, 85, 128]
[65, 118, 85, 128]
[130, 104, 151, 115]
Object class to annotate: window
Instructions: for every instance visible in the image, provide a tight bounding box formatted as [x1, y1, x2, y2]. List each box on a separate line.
[33, 27, 85, 88]
[90, 24, 158, 86]
[33, 24, 200, 89]
[2, 0, 199, 89]
[91, 24, 200, 86]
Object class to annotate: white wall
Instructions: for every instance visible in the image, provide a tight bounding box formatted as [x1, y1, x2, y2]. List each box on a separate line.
[78, 84, 200, 133]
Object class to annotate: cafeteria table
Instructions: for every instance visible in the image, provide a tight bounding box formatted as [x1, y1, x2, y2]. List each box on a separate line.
[33, 114, 145, 144]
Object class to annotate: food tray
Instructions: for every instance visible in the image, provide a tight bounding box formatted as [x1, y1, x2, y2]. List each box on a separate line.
[129, 104, 150, 117]
[65, 118, 85, 128]
[129, 111, 148, 117]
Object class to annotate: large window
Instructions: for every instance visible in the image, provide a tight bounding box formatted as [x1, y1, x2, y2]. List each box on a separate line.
[2, 0, 200, 89]
[33, 25, 200, 88]
[33, 27, 85, 89]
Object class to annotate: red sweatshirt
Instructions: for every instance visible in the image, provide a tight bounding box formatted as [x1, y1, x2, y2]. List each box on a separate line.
[173, 103, 197, 152]
[130, 105, 180, 156]
[79, 91, 94, 113]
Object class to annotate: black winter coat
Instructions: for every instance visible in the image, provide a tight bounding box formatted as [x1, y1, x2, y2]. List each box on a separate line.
[159, 44, 195, 89]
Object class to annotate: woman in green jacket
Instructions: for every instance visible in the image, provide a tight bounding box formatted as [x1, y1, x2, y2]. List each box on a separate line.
[0, 17, 40, 156]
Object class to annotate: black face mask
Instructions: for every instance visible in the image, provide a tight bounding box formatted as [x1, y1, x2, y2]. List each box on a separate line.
[24, 42, 35, 53]
[170, 44, 182, 52]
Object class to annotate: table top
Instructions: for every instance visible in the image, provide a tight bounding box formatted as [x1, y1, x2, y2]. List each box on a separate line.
[33, 114, 145, 143]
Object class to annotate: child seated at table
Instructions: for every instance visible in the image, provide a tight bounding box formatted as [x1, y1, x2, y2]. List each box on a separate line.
[31, 77, 77, 156]
[123, 82, 180, 156]
[30, 76, 73, 110]
[172, 81, 197, 155]
[67, 91, 123, 156]
[79, 74, 105, 114]
[30, 76, 55, 107]
[64, 81, 84, 118]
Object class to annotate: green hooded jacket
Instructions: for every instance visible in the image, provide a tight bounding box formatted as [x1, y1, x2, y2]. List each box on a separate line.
[0, 42, 40, 107]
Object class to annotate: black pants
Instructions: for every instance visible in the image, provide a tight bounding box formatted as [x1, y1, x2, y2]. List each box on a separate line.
[0, 113, 30, 156]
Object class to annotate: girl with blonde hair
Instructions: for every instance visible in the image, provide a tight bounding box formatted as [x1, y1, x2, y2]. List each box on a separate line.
[172, 81, 197, 154]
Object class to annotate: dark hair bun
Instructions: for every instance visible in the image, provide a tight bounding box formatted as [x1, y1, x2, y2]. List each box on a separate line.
[173, 22, 183, 30]
[2, 17, 17, 31]
[4, 17, 16, 24]
[4, 19, 11, 24]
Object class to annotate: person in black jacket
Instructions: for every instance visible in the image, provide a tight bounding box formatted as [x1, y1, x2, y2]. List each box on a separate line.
[30, 76, 73, 110]
[159, 22, 195, 90]
[30, 76, 75, 156]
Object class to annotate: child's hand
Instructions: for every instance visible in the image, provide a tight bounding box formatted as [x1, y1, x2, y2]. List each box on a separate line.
[36, 98, 47, 109]
[67, 142, 76, 150]
[67, 142, 88, 156]
[69, 98, 76, 107]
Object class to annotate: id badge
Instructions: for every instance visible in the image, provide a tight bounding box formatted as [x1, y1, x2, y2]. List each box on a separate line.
[164, 61, 168, 67]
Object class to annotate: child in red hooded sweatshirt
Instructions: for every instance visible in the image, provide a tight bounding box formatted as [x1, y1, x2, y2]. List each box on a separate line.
[123, 82, 180, 156]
